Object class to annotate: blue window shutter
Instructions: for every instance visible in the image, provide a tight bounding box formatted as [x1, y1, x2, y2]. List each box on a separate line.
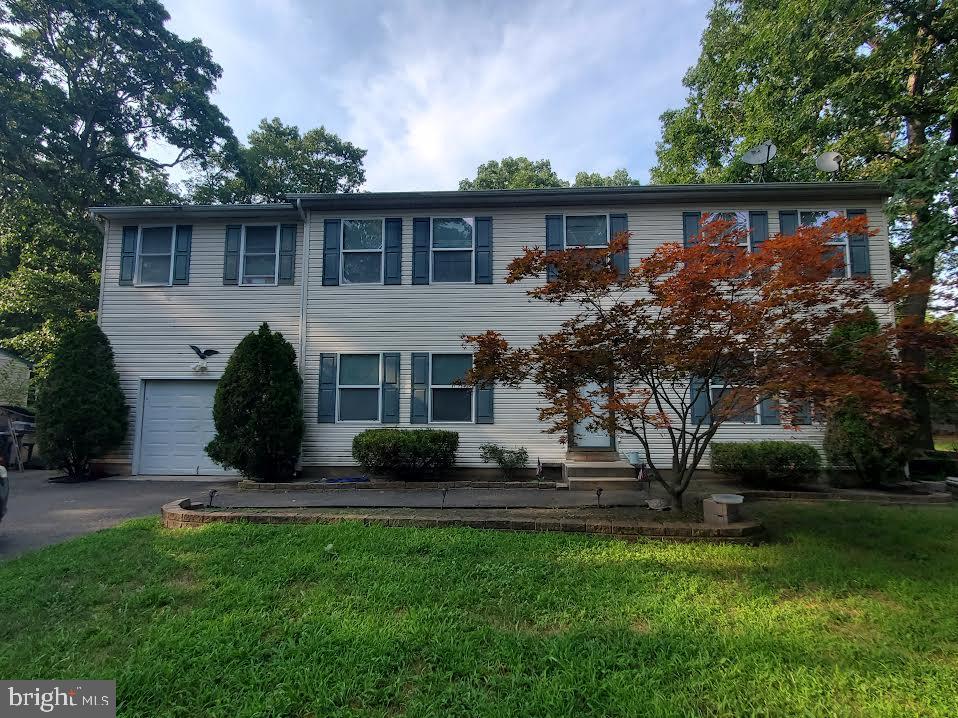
[795, 401, 812, 425]
[779, 210, 798, 236]
[690, 376, 711, 425]
[223, 225, 241, 285]
[846, 209, 870, 277]
[749, 211, 768, 251]
[475, 384, 494, 424]
[318, 353, 337, 423]
[278, 224, 296, 285]
[384, 218, 402, 285]
[323, 219, 340, 286]
[759, 397, 780, 425]
[475, 216, 493, 284]
[412, 218, 430, 285]
[610, 213, 629, 277]
[171, 225, 192, 285]
[120, 226, 137, 285]
[411, 352, 429, 423]
[682, 212, 700, 247]
[381, 352, 400, 423]
[545, 214, 563, 280]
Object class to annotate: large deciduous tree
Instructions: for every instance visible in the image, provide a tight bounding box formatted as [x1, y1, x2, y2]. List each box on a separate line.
[188, 118, 367, 204]
[651, 0, 958, 448]
[459, 157, 641, 190]
[0, 0, 233, 370]
[465, 216, 947, 509]
[459, 156, 569, 190]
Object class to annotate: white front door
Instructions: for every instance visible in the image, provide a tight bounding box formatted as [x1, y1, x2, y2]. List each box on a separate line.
[573, 382, 613, 448]
[138, 379, 233, 475]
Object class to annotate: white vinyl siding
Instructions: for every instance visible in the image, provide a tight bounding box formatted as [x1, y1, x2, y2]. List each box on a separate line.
[98, 218, 303, 470]
[96, 197, 891, 473]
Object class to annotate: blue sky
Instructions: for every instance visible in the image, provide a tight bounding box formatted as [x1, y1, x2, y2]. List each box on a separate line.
[163, 0, 711, 191]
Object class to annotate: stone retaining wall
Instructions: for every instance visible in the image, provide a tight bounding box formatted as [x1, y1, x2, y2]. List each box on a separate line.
[162, 501, 764, 544]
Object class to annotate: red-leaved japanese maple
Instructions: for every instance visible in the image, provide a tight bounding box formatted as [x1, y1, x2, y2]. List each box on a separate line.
[464, 214, 919, 508]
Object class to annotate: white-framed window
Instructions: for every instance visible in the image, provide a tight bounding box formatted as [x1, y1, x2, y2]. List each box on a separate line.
[338, 353, 381, 422]
[342, 219, 384, 284]
[799, 209, 848, 277]
[241, 225, 280, 285]
[430, 353, 474, 423]
[431, 217, 474, 283]
[564, 214, 609, 248]
[701, 210, 750, 249]
[708, 376, 759, 424]
[135, 225, 175, 286]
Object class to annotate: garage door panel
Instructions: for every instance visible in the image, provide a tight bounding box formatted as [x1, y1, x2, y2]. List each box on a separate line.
[138, 379, 233, 475]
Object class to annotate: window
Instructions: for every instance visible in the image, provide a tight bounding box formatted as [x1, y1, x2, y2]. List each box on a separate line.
[136, 226, 174, 285]
[342, 219, 384, 284]
[431, 218, 474, 282]
[242, 225, 279, 285]
[799, 209, 848, 277]
[702, 211, 750, 248]
[338, 353, 381, 421]
[430, 353, 473, 422]
[708, 377, 759, 423]
[564, 215, 609, 248]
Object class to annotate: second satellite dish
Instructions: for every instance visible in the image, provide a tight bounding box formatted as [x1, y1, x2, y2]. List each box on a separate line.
[815, 151, 842, 174]
[742, 141, 777, 165]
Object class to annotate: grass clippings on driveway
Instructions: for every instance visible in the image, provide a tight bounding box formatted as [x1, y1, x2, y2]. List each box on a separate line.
[0, 502, 956, 717]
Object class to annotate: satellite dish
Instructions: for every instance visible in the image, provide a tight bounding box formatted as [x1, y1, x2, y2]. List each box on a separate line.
[741, 141, 776, 182]
[815, 151, 843, 174]
[742, 141, 777, 165]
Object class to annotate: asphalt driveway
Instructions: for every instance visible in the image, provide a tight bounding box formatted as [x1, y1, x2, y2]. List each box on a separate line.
[0, 470, 234, 560]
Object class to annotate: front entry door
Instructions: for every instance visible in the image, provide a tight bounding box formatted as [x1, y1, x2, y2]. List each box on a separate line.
[572, 382, 614, 449]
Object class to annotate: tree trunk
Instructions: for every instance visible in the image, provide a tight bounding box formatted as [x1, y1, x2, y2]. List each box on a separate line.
[899, 247, 935, 450]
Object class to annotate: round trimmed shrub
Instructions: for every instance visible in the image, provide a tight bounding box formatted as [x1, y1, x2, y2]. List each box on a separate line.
[352, 429, 459, 480]
[205, 323, 303, 481]
[710, 441, 821, 488]
[35, 319, 127, 480]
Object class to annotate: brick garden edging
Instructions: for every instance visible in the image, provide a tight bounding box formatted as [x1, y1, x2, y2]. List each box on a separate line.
[238, 479, 558, 491]
[161, 500, 765, 544]
[737, 488, 952, 504]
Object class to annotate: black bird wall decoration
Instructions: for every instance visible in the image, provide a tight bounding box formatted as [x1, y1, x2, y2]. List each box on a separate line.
[189, 345, 220, 360]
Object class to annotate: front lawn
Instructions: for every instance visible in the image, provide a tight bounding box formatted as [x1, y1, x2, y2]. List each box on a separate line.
[1, 504, 956, 717]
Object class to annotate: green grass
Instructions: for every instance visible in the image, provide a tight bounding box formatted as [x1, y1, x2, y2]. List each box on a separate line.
[933, 434, 958, 452]
[1, 504, 957, 717]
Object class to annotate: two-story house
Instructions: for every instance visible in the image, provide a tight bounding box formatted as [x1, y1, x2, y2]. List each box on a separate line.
[89, 182, 892, 478]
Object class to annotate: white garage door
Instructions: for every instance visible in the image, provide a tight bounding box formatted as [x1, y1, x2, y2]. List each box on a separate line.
[138, 379, 233, 475]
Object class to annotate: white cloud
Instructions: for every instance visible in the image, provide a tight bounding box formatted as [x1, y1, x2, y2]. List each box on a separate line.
[158, 0, 710, 192]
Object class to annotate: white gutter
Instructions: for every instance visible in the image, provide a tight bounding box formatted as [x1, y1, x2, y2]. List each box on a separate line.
[95, 216, 109, 324]
[296, 198, 309, 376]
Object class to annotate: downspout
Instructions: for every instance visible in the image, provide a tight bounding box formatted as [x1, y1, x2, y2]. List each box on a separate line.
[94, 214, 109, 325]
[296, 198, 309, 376]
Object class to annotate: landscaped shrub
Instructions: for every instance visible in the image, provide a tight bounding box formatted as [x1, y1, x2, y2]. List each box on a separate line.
[352, 429, 459, 479]
[479, 443, 529, 479]
[35, 319, 127, 480]
[824, 403, 909, 485]
[710, 441, 821, 488]
[206, 323, 303, 481]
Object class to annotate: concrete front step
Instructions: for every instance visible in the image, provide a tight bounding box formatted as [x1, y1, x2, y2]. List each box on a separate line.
[564, 461, 636, 478]
[566, 450, 622, 462]
[567, 476, 647, 491]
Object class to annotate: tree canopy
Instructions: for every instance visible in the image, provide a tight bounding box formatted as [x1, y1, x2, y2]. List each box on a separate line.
[0, 0, 233, 370]
[650, 0, 958, 447]
[458, 156, 639, 190]
[464, 215, 952, 508]
[188, 118, 367, 204]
